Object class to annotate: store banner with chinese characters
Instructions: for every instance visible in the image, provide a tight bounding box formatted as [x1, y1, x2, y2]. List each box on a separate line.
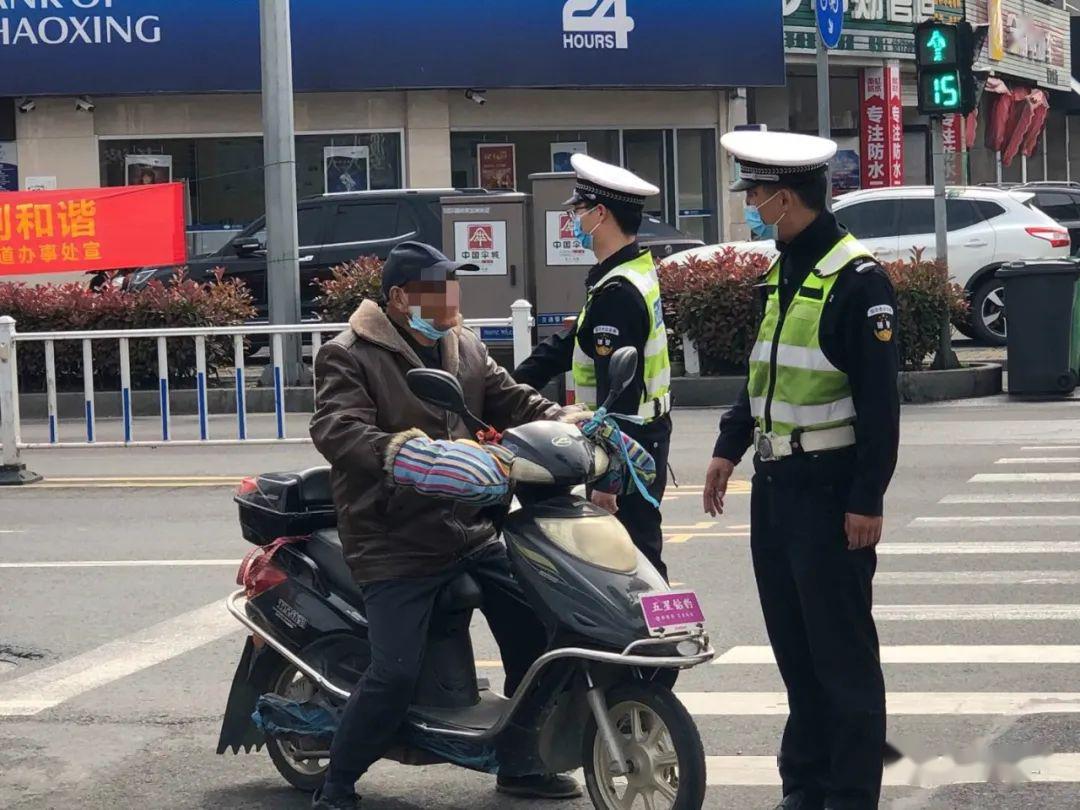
[0, 183, 186, 276]
[860, 63, 905, 189]
[942, 114, 966, 185]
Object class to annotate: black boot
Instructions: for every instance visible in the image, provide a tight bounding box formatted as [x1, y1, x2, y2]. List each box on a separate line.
[311, 787, 362, 809]
[773, 791, 825, 810]
[496, 773, 583, 799]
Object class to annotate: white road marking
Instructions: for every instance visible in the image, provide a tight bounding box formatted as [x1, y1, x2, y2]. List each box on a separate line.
[0, 560, 238, 569]
[911, 515, 1080, 527]
[670, 754, 1080, 787]
[0, 530, 23, 534]
[0, 600, 240, 717]
[1020, 446, 1080, 451]
[677, 692, 1080, 715]
[940, 493, 1080, 504]
[715, 645, 1080, 665]
[971, 473, 1080, 483]
[875, 604, 1080, 621]
[995, 457, 1080, 464]
[877, 570, 1080, 585]
[879, 541, 1080, 555]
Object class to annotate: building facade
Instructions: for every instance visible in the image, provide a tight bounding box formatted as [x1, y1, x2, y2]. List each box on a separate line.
[0, 1, 784, 250]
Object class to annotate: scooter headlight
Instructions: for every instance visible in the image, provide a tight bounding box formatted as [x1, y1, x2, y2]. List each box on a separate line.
[536, 515, 637, 574]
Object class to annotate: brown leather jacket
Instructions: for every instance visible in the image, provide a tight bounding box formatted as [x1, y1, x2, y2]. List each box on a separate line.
[310, 300, 561, 584]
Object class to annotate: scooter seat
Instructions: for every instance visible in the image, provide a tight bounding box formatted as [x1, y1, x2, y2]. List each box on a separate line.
[305, 530, 366, 608]
[304, 531, 482, 614]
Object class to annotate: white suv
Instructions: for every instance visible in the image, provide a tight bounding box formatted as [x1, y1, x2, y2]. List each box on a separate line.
[833, 186, 1070, 345]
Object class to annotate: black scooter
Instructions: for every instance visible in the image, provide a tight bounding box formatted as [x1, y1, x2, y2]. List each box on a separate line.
[217, 348, 715, 810]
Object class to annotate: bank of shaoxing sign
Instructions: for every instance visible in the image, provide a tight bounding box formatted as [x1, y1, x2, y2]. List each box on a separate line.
[0, 0, 785, 96]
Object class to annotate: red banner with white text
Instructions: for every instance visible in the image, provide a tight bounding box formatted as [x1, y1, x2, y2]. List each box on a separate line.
[860, 62, 905, 190]
[0, 183, 187, 276]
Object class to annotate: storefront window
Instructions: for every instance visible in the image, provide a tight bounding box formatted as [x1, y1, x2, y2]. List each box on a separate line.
[100, 133, 403, 230]
[450, 130, 620, 190]
[676, 129, 718, 243]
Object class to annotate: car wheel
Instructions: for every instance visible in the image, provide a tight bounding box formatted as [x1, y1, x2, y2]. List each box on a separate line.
[969, 280, 1007, 346]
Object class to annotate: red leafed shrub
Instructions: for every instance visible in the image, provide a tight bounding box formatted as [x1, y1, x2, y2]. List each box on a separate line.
[883, 248, 968, 370]
[0, 270, 255, 390]
[659, 248, 773, 374]
[313, 256, 384, 322]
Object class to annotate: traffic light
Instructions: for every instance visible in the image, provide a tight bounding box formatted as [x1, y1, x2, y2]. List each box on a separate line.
[914, 20, 981, 116]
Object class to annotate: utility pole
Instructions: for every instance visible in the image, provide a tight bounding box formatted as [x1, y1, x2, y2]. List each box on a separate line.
[817, 28, 832, 205]
[259, 0, 304, 384]
[931, 116, 960, 369]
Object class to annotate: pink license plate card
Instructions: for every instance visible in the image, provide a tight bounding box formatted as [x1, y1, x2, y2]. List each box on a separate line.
[640, 590, 706, 634]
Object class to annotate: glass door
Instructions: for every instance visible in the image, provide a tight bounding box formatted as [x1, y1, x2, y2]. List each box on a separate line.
[623, 130, 674, 222]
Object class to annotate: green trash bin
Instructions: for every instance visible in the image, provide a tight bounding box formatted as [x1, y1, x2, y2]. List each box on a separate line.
[997, 259, 1080, 395]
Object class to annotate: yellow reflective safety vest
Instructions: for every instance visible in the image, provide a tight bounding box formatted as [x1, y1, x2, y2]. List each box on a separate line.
[747, 234, 875, 437]
[571, 251, 672, 421]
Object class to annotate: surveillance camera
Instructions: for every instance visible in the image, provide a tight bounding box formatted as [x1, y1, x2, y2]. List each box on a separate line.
[16, 97, 35, 114]
[465, 89, 487, 106]
[75, 95, 95, 113]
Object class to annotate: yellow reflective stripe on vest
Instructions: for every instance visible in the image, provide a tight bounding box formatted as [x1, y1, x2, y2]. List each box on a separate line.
[571, 251, 671, 420]
[747, 234, 873, 437]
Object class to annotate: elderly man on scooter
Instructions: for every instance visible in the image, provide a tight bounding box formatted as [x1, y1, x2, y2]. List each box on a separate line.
[309, 242, 584, 809]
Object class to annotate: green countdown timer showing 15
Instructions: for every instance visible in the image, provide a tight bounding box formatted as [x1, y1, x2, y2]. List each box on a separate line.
[919, 68, 963, 114]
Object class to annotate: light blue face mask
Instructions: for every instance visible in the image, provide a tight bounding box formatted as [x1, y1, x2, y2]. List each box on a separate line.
[746, 190, 783, 241]
[572, 208, 600, 251]
[409, 310, 452, 341]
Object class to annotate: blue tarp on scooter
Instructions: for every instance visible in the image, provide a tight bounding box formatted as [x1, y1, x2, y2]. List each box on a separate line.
[253, 694, 501, 773]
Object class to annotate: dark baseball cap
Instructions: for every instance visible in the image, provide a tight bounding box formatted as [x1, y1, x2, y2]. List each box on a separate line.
[380, 241, 478, 299]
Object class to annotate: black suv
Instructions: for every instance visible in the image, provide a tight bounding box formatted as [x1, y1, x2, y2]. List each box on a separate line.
[126, 188, 489, 320]
[1017, 182, 1080, 255]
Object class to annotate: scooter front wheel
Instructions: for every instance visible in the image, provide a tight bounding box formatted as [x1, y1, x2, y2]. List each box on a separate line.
[582, 682, 706, 810]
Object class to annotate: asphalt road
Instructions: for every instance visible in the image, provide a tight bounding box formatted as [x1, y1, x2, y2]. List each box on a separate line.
[2, 396, 1080, 809]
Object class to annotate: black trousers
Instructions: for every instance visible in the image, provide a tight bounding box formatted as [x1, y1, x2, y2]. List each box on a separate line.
[325, 541, 547, 790]
[617, 417, 671, 582]
[750, 460, 885, 810]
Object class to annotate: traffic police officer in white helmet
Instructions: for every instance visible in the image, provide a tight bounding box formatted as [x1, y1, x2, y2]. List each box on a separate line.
[514, 154, 674, 581]
[704, 130, 900, 810]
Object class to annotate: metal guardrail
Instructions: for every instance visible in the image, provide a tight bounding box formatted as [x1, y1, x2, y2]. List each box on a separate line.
[0, 301, 535, 466]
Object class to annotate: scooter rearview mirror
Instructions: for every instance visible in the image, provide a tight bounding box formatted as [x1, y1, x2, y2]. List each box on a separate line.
[600, 347, 639, 412]
[406, 368, 490, 433]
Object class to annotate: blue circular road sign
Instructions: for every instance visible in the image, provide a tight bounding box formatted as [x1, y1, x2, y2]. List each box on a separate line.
[816, 0, 844, 50]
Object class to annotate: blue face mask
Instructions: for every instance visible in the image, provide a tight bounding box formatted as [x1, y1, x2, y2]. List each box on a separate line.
[408, 310, 452, 341]
[572, 208, 599, 251]
[746, 190, 783, 242]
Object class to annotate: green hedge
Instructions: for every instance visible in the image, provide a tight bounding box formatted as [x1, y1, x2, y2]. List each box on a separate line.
[659, 247, 968, 373]
[0, 271, 255, 391]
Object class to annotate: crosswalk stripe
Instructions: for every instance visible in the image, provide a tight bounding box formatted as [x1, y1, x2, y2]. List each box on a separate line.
[879, 541, 1080, 554]
[940, 493, 1080, 504]
[875, 604, 1080, 621]
[911, 515, 1080, 527]
[0, 600, 239, 717]
[971, 473, 1080, 483]
[715, 645, 1080, 665]
[678, 692, 1080, 715]
[703, 753, 1080, 786]
[877, 570, 1080, 585]
[995, 457, 1080, 464]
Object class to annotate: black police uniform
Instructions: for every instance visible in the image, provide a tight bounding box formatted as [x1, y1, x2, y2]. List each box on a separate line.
[714, 211, 900, 810]
[513, 241, 673, 581]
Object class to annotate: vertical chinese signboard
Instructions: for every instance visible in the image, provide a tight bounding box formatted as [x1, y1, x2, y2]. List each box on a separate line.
[941, 113, 966, 184]
[0, 183, 187, 276]
[860, 62, 905, 189]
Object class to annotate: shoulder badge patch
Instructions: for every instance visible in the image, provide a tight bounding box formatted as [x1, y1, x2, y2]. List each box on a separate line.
[870, 306, 894, 343]
[594, 324, 618, 356]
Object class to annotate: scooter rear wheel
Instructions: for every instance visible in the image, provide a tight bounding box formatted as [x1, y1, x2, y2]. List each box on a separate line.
[582, 682, 706, 810]
[265, 660, 330, 793]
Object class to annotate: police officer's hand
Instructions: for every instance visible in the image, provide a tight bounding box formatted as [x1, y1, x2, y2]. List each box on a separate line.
[703, 457, 735, 517]
[591, 490, 619, 515]
[845, 513, 883, 550]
